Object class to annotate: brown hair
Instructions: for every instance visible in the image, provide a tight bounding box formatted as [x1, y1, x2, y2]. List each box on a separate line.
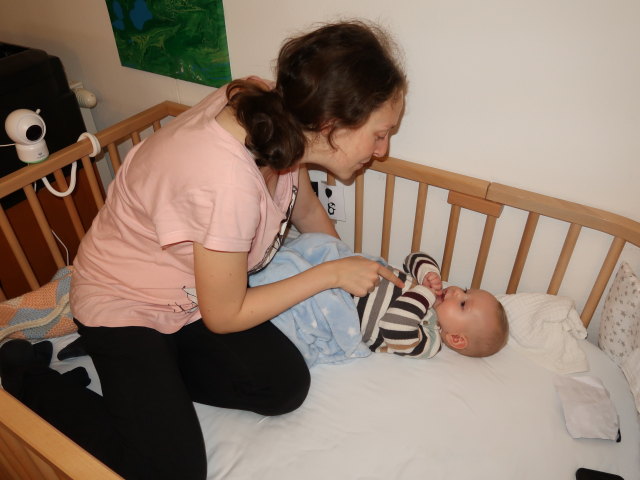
[227, 20, 407, 169]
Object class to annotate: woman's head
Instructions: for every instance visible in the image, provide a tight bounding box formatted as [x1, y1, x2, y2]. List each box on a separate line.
[276, 20, 406, 145]
[228, 20, 407, 171]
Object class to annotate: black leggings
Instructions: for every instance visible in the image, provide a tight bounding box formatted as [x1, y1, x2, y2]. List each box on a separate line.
[19, 320, 310, 480]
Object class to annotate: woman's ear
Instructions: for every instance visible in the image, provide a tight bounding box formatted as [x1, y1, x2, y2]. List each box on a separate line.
[445, 333, 468, 351]
[319, 119, 335, 136]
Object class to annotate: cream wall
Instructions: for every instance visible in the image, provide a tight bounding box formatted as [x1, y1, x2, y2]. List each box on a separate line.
[1, 0, 639, 337]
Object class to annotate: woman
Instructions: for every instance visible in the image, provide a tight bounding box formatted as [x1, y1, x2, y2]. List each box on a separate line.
[0, 20, 407, 479]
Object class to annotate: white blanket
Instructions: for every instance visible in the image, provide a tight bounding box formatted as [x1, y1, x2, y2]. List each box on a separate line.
[498, 293, 589, 374]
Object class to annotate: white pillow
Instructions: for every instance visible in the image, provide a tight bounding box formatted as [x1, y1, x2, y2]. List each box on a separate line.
[497, 293, 588, 374]
[598, 262, 640, 367]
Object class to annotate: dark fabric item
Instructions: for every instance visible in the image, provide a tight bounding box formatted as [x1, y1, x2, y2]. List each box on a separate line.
[57, 336, 87, 360]
[0, 339, 52, 395]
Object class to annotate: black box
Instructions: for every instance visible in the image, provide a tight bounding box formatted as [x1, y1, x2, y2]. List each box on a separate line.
[0, 42, 86, 207]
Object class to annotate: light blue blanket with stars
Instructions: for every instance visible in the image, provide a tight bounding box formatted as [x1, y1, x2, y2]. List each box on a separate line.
[249, 233, 378, 368]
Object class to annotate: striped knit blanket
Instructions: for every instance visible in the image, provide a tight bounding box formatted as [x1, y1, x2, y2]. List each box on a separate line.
[0, 266, 76, 342]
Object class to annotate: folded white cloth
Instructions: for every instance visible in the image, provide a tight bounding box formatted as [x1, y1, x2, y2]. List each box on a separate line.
[554, 374, 620, 441]
[497, 293, 589, 374]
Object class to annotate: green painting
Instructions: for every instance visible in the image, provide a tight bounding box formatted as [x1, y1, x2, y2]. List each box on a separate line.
[106, 0, 231, 87]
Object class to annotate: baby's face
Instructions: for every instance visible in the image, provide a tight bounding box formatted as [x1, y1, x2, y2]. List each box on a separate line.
[434, 286, 497, 335]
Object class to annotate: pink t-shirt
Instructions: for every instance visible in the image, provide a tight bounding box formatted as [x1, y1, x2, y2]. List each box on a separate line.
[71, 86, 299, 333]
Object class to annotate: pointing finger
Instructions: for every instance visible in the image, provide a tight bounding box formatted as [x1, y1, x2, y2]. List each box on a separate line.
[378, 265, 405, 288]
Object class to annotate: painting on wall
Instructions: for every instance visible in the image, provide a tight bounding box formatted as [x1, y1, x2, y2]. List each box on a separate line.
[105, 0, 231, 87]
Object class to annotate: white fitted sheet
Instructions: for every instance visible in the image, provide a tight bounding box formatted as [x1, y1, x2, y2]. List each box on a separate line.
[48, 334, 639, 480]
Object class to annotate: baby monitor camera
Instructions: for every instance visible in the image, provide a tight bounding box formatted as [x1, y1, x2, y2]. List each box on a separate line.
[4, 108, 49, 164]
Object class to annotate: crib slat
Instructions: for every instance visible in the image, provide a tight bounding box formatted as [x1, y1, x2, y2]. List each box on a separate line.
[131, 131, 142, 145]
[581, 236, 626, 326]
[548, 223, 582, 295]
[52, 169, 85, 241]
[23, 185, 65, 268]
[81, 156, 105, 210]
[152, 120, 162, 131]
[507, 212, 540, 293]
[411, 183, 428, 252]
[380, 175, 396, 260]
[107, 142, 122, 173]
[441, 204, 461, 282]
[354, 173, 364, 253]
[0, 204, 39, 290]
[471, 215, 498, 289]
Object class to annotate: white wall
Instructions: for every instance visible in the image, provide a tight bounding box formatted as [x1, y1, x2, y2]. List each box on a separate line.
[1, 0, 639, 338]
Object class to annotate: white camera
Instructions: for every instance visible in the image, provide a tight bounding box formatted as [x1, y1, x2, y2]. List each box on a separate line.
[4, 108, 49, 164]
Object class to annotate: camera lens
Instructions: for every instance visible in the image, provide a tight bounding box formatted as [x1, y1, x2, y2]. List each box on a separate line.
[26, 124, 43, 141]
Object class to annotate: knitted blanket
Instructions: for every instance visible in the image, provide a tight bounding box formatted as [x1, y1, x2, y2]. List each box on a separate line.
[249, 233, 376, 368]
[0, 266, 76, 342]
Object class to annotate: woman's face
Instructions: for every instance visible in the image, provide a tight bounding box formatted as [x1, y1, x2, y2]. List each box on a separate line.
[308, 95, 404, 181]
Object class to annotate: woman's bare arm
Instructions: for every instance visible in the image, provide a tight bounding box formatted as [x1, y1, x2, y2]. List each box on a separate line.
[193, 244, 402, 333]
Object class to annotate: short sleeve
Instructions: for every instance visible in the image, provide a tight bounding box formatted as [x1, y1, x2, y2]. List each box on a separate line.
[151, 184, 262, 251]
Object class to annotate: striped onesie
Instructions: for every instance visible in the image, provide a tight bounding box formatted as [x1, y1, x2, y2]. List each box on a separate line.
[356, 252, 442, 358]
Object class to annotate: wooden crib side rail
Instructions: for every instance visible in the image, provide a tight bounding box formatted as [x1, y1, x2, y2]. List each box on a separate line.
[0, 101, 186, 200]
[0, 389, 122, 479]
[486, 182, 640, 324]
[487, 183, 640, 247]
[362, 157, 640, 327]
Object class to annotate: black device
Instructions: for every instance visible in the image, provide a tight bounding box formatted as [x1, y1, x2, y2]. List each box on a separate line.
[576, 468, 624, 480]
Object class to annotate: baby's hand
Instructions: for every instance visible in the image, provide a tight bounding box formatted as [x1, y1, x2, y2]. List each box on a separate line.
[422, 271, 443, 296]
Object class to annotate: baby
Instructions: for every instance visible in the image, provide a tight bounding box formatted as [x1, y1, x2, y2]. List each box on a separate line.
[357, 252, 509, 359]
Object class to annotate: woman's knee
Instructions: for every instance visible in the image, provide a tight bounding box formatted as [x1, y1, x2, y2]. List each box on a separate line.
[255, 360, 311, 416]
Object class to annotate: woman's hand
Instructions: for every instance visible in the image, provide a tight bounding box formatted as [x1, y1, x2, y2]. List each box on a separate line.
[326, 256, 404, 297]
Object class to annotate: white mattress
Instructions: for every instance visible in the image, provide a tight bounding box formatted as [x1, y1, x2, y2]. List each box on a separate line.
[48, 334, 639, 480]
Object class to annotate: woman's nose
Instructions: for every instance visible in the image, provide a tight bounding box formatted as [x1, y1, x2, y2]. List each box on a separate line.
[373, 137, 389, 157]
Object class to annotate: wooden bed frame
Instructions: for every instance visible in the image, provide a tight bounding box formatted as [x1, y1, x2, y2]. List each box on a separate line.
[1, 101, 639, 479]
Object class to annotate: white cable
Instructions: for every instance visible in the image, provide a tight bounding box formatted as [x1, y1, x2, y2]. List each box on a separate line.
[51, 229, 70, 265]
[38, 132, 100, 198]
[0, 143, 16, 147]
[42, 161, 77, 197]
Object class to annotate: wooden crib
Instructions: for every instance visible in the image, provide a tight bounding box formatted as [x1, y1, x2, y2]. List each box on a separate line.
[1, 101, 638, 479]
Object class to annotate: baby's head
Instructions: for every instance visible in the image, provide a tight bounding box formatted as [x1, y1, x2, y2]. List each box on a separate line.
[434, 286, 508, 358]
